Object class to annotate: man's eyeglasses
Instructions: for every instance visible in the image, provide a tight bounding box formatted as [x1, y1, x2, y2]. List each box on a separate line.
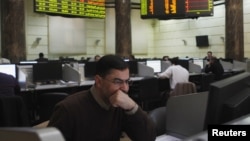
[103, 78, 133, 86]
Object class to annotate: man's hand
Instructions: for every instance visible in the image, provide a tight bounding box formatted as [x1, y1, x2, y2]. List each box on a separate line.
[109, 90, 136, 111]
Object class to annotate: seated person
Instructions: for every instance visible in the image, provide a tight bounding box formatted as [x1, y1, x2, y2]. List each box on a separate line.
[204, 51, 214, 62]
[204, 57, 224, 81]
[157, 57, 189, 90]
[0, 72, 20, 96]
[35, 52, 48, 62]
[162, 55, 169, 61]
[94, 55, 101, 61]
[48, 54, 156, 141]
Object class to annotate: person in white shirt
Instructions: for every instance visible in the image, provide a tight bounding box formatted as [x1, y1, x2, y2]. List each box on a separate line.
[157, 57, 189, 90]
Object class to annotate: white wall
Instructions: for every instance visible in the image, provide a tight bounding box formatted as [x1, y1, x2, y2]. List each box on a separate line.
[24, 1, 250, 60]
[153, 1, 250, 59]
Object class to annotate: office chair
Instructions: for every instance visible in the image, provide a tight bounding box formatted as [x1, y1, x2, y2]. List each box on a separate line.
[170, 82, 197, 97]
[0, 96, 30, 127]
[37, 92, 68, 123]
[148, 106, 166, 136]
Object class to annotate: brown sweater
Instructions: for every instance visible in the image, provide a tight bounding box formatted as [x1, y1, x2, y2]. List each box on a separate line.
[48, 90, 156, 141]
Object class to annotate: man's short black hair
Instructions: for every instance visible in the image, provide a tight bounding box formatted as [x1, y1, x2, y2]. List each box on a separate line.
[169, 57, 179, 65]
[96, 54, 128, 77]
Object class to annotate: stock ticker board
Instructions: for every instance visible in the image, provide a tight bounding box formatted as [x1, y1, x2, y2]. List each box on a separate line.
[34, 0, 105, 19]
[141, 0, 213, 20]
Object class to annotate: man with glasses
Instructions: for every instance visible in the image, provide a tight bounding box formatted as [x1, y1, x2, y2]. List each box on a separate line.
[48, 54, 156, 141]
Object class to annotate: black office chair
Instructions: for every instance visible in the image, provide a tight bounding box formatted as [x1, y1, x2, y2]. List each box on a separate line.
[148, 106, 166, 136]
[0, 96, 30, 127]
[37, 92, 68, 123]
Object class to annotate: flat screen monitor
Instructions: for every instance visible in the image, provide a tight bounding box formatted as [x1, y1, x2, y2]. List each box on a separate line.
[84, 61, 97, 79]
[146, 60, 162, 73]
[33, 62, 63, 83]
[0, 64, 16, 78]
[126, 61, 138, 76]
[204, 72, 250, 129]
[0, 127, 65, 141]
[177, 59, 189, 71]
[19, 60, 38, 64]
[193, 59, 204, 69]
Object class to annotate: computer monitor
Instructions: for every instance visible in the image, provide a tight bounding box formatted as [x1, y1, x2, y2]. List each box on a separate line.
[19, 60, 38, 65]
[193, 59, 204, 69]
[0, 64, 16, 78]
[146, 60, 162, 73]
[84, 61, 97, 79]
[33, 62, 63, 84]
[166, 92, 208, 139]
[126, 61, 138, 76]
[178, 59, 189, 71]
[0, 127, 65, 141]
[204, 72, 250, 129]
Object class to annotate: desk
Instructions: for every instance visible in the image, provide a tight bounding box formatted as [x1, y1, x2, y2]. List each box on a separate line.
[19, 77, 147, 124]
[189, 73, 215, 92]
[21, 80, 95, 92]
[21, 78, 145, 92]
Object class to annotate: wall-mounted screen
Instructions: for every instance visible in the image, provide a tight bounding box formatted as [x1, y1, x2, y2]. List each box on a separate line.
[141, 0, 213, 19]
[146, 60, 162, 73]
[0, 64, 16, 78]
[34, 0, 105, 19]
[196, 35, 209, 47]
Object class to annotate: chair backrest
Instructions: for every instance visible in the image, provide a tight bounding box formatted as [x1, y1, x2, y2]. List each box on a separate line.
[148, 106, 166, 136]
[170, 82, 197, 96]
[0, 96, 30, 127]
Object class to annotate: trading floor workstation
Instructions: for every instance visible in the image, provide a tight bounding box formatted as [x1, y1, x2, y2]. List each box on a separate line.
[0, 58, 249, 140]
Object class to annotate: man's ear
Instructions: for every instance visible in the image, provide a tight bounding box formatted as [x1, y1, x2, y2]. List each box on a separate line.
[94, 75, 102, 88]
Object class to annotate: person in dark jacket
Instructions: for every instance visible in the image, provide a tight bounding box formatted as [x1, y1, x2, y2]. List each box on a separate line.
[35, 52, 48, 62]
[48, 54, 156, 141]
[0, 72, 20, 96]
[204, 57, 224, 81]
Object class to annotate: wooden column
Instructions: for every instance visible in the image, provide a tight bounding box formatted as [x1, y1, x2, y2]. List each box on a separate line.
[1, 0, 26, 63]
[225, 0, 244, 61]
[115, 0, 132, 58]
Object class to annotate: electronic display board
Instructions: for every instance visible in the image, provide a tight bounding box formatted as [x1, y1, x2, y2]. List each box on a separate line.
[141, 0, 213, 19]
[34, 0, 105, 19]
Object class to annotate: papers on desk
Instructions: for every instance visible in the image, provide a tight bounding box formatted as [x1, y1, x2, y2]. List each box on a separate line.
[155, 134, 181, 141]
